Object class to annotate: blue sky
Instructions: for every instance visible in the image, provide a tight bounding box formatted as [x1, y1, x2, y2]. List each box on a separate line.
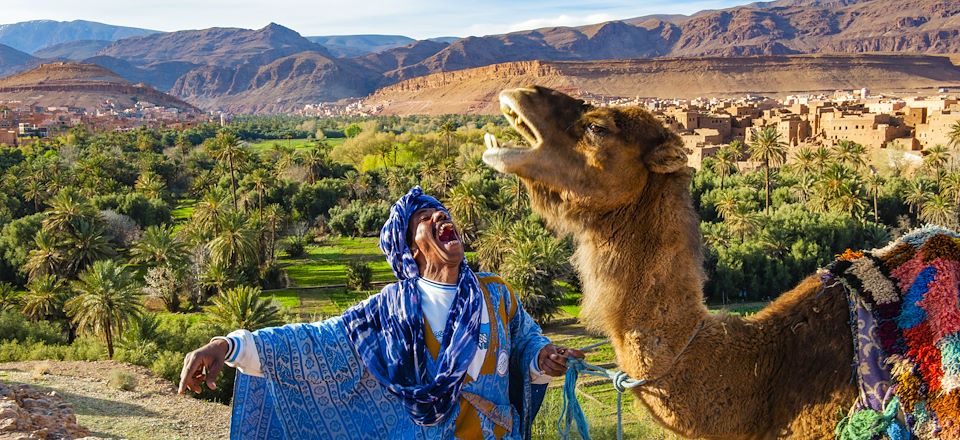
[3, 0, 754, 39]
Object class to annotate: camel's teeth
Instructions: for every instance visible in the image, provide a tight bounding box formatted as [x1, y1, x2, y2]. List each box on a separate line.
[484, 132, 499, 150]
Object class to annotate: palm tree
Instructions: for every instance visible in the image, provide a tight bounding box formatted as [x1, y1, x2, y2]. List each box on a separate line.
[190, 169, 217, 198]
[814, 163, 859, 213]
[43, 190, 97, 235]
[261, 204, 283, 263]
[445, 179, 489, 243]
[948, 121, 960, 150]
[21, 274, 67, 321]
[725, 205, 763, 243]
[473, 214, 514, 272]
[864, 172, 885, 223]
[904, 178, 934, 218]
[129, 224, 189, 269]
[206, 285, 283, 331]
[713, 192, 739, 220]
[66, 260, 142, 358]
[209, 132, 248, 210]
[208, 210, 257, 269]
[200, 263, 234, 298]
[922, 144, 951, 187]
[711, 145, 739, 189]
[832, 140, 867, 171]
[193, 190, 228, 236]
[273, 145, 299, 181]
[790, 146, 817, 178]
[943, 171, 960, 207]
[298, 148, 327, 183]
[748, 126, 788, 215]
[247, 169, 273, 220]
[792, 174, 817, 204]
[62, 218, 115, 277]
[919, 194, 957, 227]
[438, 121, 458, 159]
[23, 174, 47, 212]
[827, 182, 867, 220]
[0, 282, 19, 313]
[23, 230, 65, 280]
[813, 145, 832, 174]
[135, 171, 166, 200]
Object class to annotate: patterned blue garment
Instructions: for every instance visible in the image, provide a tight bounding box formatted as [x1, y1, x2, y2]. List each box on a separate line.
[229, 186, 549, 439]
[230, 275, 550, 439]
[341, 186, 485, 425]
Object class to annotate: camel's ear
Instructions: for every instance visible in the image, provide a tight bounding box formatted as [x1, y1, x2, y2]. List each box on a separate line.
[644, 139, 689, 174]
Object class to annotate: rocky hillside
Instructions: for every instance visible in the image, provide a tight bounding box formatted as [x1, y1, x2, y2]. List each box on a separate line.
[0, 63, 201, 112]
[365, 54, 960, 114]
[0, 361, 230, 439]
[33, 40, 113, 61]
[307, 34, 417, 58]
[386, 0, 960, 79]
[0, 20, 156, 54]
[0, 45, 41, 77]
[0, 0, 958, 113]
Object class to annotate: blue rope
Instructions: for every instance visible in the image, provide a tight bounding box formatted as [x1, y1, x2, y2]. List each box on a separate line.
[558, 358, 646, 440]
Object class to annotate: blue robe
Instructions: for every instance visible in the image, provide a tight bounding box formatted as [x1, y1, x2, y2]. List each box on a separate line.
[230, 274, 549, 439]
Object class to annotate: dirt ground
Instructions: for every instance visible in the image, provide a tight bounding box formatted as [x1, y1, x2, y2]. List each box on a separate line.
[0, 361, 230, 440]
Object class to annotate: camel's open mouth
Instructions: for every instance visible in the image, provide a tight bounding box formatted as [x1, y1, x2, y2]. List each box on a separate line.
[482, 94, 541, 172]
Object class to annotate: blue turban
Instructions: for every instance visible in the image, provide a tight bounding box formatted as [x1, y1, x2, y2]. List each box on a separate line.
[378, 186, 449, 280]
[342, 186, 484, 426]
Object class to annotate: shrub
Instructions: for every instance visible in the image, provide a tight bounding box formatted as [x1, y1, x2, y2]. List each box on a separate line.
[108, 369, 138, 391]
[328, 200, 389, 237]
[345, 261, 373, 291]
[283, 235, 308, 259]
[206, 285, 284, 331]
[0, 312, 67, 345]
[115, 340, 159, 367]
[31, 361, 52, 380]
[258, 262, 287, 290]
[151, 350, 186, 384]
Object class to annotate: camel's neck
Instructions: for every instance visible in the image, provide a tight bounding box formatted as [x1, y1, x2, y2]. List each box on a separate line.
[571, 171, 709, 378]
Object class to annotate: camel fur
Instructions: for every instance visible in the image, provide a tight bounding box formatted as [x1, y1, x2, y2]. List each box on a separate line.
[481, 86, 860, 439]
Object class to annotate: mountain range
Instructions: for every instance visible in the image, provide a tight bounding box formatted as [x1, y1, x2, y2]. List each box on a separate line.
[0, 0, 957, 113]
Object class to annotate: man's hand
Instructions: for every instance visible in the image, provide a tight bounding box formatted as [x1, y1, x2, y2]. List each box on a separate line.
[178, 339, 229, 395]
[537, 344, 585, 376]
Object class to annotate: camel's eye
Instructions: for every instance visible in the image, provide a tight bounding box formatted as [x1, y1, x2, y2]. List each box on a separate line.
[586, 123, 607, 137]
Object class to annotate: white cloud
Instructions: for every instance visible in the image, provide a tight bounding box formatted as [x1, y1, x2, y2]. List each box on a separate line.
[0, 0, 754, 39]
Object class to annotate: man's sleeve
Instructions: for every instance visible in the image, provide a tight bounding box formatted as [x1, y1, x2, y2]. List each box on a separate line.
[502, 282, 551, 378]
[215, 329, 263, 377]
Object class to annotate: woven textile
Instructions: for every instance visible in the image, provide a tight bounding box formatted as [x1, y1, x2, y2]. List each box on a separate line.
[342, 185, 485, 426]
[230, 276, 550, 439]
[828, 226, 960, 439]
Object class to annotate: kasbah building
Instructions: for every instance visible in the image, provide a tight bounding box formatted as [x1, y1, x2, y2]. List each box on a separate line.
[591, 88, 960, 171]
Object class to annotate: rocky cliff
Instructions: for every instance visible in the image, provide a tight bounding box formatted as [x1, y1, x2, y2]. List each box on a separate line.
[365, 54, 960, 114]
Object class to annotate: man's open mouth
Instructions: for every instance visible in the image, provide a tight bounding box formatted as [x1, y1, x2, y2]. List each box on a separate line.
[437, 222, 459, 244]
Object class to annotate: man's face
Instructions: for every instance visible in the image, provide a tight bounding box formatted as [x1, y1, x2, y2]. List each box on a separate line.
[408, 207, 465, 269]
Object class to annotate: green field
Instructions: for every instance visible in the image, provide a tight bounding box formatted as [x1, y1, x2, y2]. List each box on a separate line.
[245, 137, 346, 153]
[171, 198, 196, 221]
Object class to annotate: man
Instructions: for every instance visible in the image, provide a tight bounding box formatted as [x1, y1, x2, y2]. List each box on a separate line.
[179, 186, 582, 439]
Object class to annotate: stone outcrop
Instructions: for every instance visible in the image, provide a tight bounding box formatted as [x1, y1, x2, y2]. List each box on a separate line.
[365, 54, 960, 115]
[0, 381, 95, 440]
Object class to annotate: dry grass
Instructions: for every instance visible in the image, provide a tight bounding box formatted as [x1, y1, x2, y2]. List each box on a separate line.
[0, 360, 230, 440]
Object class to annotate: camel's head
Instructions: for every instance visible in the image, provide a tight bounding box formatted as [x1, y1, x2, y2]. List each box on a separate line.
[483, 86, 688, 223]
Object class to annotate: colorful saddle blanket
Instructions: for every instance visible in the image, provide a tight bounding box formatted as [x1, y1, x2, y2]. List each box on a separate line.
[827, 226, 960, 439]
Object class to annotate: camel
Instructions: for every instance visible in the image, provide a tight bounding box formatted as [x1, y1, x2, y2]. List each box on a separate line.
[480, 86, 890, 439]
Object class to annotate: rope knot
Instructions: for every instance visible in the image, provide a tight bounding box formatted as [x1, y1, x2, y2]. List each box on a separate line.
[612, 371, 630, 393]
